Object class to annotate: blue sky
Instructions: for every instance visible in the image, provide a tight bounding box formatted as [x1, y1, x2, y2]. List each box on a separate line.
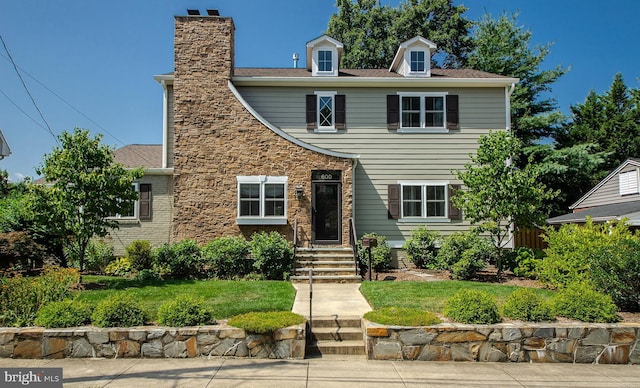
[1, 0, 638, 181]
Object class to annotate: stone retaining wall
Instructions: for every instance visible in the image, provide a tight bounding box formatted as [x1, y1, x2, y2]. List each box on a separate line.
[0, 324, 305, 359]
[365, 320, 640, 364]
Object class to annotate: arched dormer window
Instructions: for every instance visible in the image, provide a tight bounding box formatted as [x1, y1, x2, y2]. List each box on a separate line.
[306, 35, 343, 77]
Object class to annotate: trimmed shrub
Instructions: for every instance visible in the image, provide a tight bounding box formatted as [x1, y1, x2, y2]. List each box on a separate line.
[104, 257, 132, 277]
[157, 294, 214, 327]
[126, 240, 153, 271]
[203, 236, 252, 279]
[228, 311, 305, 333]
[34, 299, 93, 328]
[91, 293, 146, 327]
[250, 232, 293, 280]
[506, 247, 542, 279]
[364, 307, 441, 326]
[450, 250, 486, 280]
[502, 288, 554, 322]
[357, 233, 392, 272]
[436, 230, 494, 271]
[551, 282, 620, 323]
[403, 227, 439, 269]
[443, 289, 501, 324]
[0, 267, 80, 326]
[133, 268, 162, 282]
[152, 240, 204, 279]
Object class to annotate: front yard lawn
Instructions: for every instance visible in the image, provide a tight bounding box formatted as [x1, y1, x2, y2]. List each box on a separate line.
[75, 276, 296, 322]
[360, 280, 555, 314]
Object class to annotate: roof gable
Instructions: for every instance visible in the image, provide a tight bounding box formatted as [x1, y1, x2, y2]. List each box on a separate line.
[570, 158, 640, 209]
[306, 35, 343, 76]
[390, 36, 438, 77]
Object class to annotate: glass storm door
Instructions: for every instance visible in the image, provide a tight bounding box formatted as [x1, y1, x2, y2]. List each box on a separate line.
[312, 182, 341, 244]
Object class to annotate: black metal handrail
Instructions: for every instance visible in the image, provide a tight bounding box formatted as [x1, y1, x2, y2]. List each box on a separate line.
[349, 218, 360, 277]
[292, 218, 299, 276]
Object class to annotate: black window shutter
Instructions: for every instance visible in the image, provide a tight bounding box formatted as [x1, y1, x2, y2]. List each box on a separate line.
[448, 184, 462, 220]
[139, 183, 152, 221]
[335, 94, 346, 130]
[388, 184, 400, 219]
[446, 94, 459, 130]
[306, 94, 317, 130]
[387, 95, 399, 130]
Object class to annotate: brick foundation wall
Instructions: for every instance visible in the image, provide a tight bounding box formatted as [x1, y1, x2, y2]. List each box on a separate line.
[172, 16, 352, 246]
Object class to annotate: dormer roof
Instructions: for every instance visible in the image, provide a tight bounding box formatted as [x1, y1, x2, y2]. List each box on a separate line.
[0, 129, 10, 159]
[389, 36, 438, 77]
[306, 35, 343, 76]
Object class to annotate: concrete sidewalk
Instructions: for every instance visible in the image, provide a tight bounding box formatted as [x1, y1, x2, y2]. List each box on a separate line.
[291, 283, 372, 318]
[2, 357, 640, 387]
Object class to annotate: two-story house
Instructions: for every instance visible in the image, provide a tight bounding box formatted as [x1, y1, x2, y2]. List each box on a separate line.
[108, 11, 517, 263]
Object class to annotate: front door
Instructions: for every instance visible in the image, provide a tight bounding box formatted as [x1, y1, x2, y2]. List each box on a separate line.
[312, 171, 342, 244]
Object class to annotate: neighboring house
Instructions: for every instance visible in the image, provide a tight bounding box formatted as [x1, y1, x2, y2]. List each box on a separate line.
[547, 158, 640, 226]
[105, 144, 173, 256]
[112, 11, 517, 255]
[0, 129, 11, 160]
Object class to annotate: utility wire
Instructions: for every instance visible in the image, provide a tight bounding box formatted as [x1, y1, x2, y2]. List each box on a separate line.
[0, 87, 49, 131]
[0, 51, 158, 167]
[0, 34, 58, 144]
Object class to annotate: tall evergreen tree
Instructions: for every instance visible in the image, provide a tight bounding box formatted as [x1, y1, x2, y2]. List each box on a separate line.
[555, 73, 640, 174]
[468, 12, 568, 145]
[326, 0, 473, 69]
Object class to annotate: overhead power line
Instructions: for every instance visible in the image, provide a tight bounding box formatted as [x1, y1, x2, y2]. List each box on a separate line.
[0, 33, 58, 144]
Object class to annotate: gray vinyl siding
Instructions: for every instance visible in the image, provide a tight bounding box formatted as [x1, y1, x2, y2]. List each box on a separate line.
[237, 85, 507, 244]
[578, 165, 640, 209]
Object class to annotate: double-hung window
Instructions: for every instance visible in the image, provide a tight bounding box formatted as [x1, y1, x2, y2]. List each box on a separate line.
[410, 50, 426, 73]
[399, 93, 447, 131]
[401, 182, 447, 220]
[318, 50, 333, 72]
[237, 176, 287, 225]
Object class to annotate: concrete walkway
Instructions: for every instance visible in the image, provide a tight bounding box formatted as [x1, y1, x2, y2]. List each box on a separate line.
[3, 357, 640, 387]
[291, 283, 372, 318]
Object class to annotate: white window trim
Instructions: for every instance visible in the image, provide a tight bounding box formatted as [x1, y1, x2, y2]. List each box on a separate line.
[403, 49, 431, 77]
[619, 170, 639, 196]
[314, 91, 337, 133]
[108, 182, 139, 220]
[408, 50, 427, 75]
[398, 180, 450, 222]
[397, 92, 448, 133]
[236, 176, 288, 225]
[313, 46, 339, 76]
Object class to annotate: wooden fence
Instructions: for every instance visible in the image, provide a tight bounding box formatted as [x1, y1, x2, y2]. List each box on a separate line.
[514, 228, 547, 251]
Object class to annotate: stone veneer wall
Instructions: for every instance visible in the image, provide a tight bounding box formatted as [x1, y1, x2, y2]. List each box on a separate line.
[172, 16, 353, 246]
[0, 325, 305, 359]
[365, 320, 640, 364]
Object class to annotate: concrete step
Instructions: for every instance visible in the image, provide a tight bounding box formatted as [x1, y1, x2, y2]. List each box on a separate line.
[310, 327, 363, 341]
[310, 316, 362, 328]
[295, 254, 355, 261]
[295, 260, 356, 268]
[291, 275, 361, 283]
[295, 267, 356, 276]
[307, 340, 365, 356]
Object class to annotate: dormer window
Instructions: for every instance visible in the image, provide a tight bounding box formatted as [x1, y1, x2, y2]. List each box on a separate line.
[410, 51, 426, 73]
[318, 50, 333, 72]
[306, 35, 343, 77]
[389, 36, 437, 77]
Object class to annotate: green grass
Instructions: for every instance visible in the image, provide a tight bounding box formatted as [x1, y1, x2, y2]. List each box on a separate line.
[75, 276, 296, 322]
[360, 280, 555, 314]
[364, 307, 441, 326]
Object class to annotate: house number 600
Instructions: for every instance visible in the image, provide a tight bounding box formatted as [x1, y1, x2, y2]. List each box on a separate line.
[320, 174, 333, 180]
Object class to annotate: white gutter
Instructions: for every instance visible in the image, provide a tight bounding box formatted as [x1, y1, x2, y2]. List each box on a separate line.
[227, 80, 359, 160]
[143, 168, 174, 176]
[506, 82, 516, 132]
[232, 76, 519, 88]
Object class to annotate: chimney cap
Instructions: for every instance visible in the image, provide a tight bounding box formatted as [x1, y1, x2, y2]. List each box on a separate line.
[206, 9, 220, 16]
[187, 9, 200, 16]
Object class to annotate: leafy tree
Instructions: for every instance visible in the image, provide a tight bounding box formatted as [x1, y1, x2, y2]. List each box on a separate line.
[32, 128, 142, 270]
[555, 73, 640, 175]
[452, 131, 556, 274]
[524, 143, 608, 216]
[468, 12, 568, 145]
[326, 0, 473, 69]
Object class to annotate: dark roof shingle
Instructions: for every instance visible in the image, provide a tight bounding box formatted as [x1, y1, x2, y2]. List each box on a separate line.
[114, 144, 162, 168]
[232, 67, 508, 79]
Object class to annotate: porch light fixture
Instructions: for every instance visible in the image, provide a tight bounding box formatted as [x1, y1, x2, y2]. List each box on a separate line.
[295, 185, 304, 199]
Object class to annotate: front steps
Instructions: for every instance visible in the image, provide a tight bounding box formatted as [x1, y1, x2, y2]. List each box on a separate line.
[291, 247, 361, 283]
[306, 316, 365, 356]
